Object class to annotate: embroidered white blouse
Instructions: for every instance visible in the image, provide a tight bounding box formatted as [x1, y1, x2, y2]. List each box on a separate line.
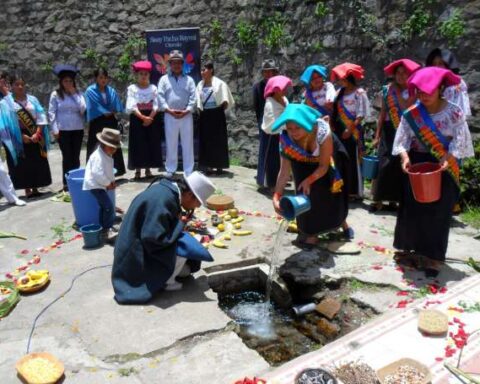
[392, 102, 474, 159]
[443, 79, 471, 117]
[338, 88, 370, 118]
[384, 87, 409, 122]
[125, 84, 159, 114]
[307, 82, 336, 107]
[6, 96, 48, 126]
[311, 118, 332, 156]
[261, 96, 289, 134]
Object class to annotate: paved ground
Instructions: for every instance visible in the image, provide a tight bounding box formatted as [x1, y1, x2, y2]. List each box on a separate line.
[0, 147, 479, 383]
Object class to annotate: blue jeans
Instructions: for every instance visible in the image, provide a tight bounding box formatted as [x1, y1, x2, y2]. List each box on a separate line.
[90, 189, 114, 230]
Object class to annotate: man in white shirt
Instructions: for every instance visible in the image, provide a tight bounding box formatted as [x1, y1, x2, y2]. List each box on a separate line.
[157, 50, 196, 177]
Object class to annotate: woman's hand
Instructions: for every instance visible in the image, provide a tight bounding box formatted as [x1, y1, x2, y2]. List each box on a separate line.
[272, 192, 282, 215]
[298, 179, 312, 195]
[439, 156, 449, 171]
[22, 134, 31, 144]
[142, 115, 153, 126]
[31, 134, 39, 143]
[341, 130, 352, 140]
[372, 137, 380, 148]
[106, 182, 116, 190]
[401, 155, 411, 173]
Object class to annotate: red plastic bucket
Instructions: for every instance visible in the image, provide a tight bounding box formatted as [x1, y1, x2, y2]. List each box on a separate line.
[407, 162, 442, 203]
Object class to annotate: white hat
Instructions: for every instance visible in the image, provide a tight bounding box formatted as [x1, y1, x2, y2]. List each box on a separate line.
[184, 172, 216, 206]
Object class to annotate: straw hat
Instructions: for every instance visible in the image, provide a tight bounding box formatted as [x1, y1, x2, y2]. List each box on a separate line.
[184, 172, 216, 206]
[96, 128, 122, 148]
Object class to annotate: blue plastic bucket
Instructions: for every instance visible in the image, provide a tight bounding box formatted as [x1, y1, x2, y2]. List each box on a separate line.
[80, 224, 103, 248]
[279, 195, 311, 221]
[362, 155, 379, 179]
[66, 168, 115, 227]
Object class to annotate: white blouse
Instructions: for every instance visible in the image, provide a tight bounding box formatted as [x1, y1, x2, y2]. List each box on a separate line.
[392, 101, 474, 159]
[261, 96, 289, 134]
[307, 82, 336, 107]
[339, 88, 370, 118]
[125, 84, 159, 114]
[443, 79, 471, 117]
[48, 91, 86, 134]
[8, 96, 48, 126]
[312, 118, 331, 156]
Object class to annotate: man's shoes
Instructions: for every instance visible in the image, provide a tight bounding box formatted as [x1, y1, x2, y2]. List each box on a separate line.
[10, 198, 26, 206]
[165, 281, 183, 291]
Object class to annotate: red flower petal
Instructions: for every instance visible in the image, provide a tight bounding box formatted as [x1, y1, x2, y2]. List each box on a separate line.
[20, 249, 29, 255]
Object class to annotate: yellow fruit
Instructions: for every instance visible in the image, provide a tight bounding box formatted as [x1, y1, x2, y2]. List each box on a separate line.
[231, 216, 244, 224]
[287, 222, 298, 233]
[217, 224, 225, 232]
[223, 234, 231, 241]
[212, 239, 228, 249]
[224, 215, 232, 221]
[234, 223, 242, 229]
[233, 230, 252, 236]
[228, 209, 239, 218]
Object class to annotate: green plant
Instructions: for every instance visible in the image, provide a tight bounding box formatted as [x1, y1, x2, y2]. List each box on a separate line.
[229, 157, 243, 166]
[310, 41, 324, 53]
[439, 9, 466, 46]
[314, 1, 329, 17]
[261, 12, 292, 51]
[206, 19, 225, 58]
[236, 20, 258, 49]
[0, 42, 8, 53]
[118, 367, 137, 377]
[461, 206, 480, 229]
[227, 48, 243, 65]
[400, 0, 437, 41]
[83, 47, 108, 69]
[116, 36, 146, 82]
[460, 139, 480, 206]
[50, 219, 72, 242]
[40, 61, 53, 74]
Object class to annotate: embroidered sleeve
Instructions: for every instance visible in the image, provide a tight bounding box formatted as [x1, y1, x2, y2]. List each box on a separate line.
[150, 85, 159, 111]
[125, 85, 138, 114]
[316, 118, 331, 145]
[355, 88, 370, 118]
[448, 105, 474, 159]
[443, 81, 472, 117]
[392, 115, 414, 155]
[325, 82, 336, 103]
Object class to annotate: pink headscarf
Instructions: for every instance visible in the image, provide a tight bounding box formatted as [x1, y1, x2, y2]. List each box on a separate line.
[408, 67, 461, 96]
[132, 61, 152, 72]
[330, 63, 364, 81]
[264, 75, 292, 98]
[384, 59, 421, 77]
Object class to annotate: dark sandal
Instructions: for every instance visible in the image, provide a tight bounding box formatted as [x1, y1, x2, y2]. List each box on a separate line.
[393, 252, 418, 268]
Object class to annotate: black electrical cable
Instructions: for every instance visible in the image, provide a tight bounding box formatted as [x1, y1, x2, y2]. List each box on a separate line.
[26, 264, 112, 354]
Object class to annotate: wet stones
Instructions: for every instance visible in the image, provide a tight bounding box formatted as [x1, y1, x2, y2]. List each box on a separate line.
[315, 297, 342, 320]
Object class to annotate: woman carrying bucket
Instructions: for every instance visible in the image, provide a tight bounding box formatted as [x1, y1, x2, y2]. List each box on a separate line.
[370, 59, 420, 212]
[331, 63, 370, 199]
[272, 104, 351, 249]
[392, 67, 474, 276]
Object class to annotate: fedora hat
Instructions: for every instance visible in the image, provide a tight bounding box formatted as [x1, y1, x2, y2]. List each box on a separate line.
[184, 172, 216, 206]
[261, 59, 279, 71]
[96, 128, 122, 148]
[168, 50, 184, 62]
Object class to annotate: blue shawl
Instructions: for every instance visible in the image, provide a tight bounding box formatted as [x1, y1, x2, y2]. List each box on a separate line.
[85, 83, 124, 122]
[0, 94, 49, 164]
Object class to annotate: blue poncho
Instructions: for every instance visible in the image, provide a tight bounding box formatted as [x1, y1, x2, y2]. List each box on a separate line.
[85, 83, 124, 123]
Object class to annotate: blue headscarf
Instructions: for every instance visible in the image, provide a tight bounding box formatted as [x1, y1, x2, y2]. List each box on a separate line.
[300, 65, 328, 87]
[85, 83, 124, 122]
[272, 104, 322, 133]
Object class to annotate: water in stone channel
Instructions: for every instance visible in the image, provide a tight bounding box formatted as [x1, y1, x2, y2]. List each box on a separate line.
[219, 287, 376, 366]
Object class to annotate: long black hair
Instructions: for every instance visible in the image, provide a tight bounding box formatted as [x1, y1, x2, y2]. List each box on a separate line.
[56, 72, 77, 99]
[93, 68, 109, 78]
[425, 48, 460, 74]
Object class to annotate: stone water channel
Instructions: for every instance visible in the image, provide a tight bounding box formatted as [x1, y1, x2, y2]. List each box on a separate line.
[207, 260, 378, 366]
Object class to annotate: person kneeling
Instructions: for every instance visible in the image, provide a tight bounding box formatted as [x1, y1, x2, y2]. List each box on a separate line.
[83, 128, 120, 243]
[111, 171, 216, 304]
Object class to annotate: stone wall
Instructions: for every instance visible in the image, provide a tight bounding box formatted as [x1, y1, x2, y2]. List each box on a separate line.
[1, 0, 478, 166]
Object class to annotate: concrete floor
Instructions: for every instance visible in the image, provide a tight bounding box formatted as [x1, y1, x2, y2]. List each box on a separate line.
[0, 147, 478, 383]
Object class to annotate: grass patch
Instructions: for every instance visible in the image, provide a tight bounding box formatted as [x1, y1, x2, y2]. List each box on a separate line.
[118, 367, 137, 377]
[347, 279, 380, 292]
[229, 157, 243, 167]
[460, 206, 480, 229]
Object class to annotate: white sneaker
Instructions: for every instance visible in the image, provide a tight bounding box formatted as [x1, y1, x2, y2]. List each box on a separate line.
[11, 199, 26, 206]
[164, 281, 183, 291]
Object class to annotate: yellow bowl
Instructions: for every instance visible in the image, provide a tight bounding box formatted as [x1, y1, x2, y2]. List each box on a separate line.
[16, 352, 64, 384]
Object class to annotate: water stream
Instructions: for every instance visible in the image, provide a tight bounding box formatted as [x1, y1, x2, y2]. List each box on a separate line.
[265, 219, 288, 303]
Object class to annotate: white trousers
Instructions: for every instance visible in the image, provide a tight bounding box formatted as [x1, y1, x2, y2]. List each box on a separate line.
[165, 256, 188, 285]
[0, 157, 17, 203]
[164, 113, 194, 176]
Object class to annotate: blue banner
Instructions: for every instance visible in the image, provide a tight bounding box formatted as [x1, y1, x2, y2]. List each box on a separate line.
[145, 28, 201, 85]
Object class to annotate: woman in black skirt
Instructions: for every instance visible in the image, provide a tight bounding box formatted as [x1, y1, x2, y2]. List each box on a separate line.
[126, 61, 163, 179]
[272, 104, 352, 249]
[195, 61, 234, 174]
[2, 74, 52, 197]
[85, 68, 126, 176]
[392, 67, 474, 276]
[370, 59, 420, 212]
